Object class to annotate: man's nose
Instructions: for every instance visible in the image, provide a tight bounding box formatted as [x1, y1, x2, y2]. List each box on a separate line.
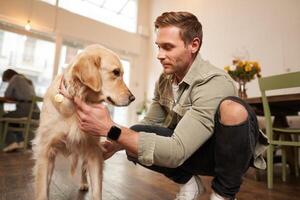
[157, 49, 166, 60]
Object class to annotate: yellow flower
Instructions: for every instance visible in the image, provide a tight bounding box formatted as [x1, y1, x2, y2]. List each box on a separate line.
[245, 64, 252, 72]
[248, 61, 256, 66]
[253, 62, 261, 72]
[237, 61, 244, 67]
[224, 66, 230, 72]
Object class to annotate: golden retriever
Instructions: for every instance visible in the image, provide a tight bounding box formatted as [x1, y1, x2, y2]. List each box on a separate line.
[32, 44, 135, 200]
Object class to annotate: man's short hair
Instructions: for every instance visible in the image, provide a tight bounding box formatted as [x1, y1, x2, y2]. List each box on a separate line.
[154, 11, 203, 48]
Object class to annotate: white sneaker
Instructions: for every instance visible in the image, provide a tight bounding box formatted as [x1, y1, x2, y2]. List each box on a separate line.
[210, 191, 237, 200]
[174, 175, 205, 200]
[3, 142, 19, 152]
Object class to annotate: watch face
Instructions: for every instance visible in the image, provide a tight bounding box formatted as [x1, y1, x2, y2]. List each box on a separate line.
[107, 125, 121, 141]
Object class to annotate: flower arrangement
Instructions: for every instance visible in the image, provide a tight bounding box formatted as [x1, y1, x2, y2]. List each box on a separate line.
[224, 59, 261, 82]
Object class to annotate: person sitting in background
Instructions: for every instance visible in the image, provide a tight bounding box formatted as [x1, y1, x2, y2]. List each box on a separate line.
[1, 69, 39, 152]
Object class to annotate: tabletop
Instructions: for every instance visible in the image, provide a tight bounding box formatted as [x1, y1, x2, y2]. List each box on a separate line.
[245, 93, 300, 116]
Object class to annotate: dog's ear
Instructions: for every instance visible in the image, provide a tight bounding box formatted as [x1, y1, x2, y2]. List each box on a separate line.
[72, 55, 102, 92]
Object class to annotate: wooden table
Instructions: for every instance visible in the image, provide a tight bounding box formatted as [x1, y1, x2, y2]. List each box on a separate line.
[0, 97, 15, 102]
[0, 97, 15, 116]
[245, 93, 300, 174]
[246, 93, 300, 127]
[246, 93, 300, 117]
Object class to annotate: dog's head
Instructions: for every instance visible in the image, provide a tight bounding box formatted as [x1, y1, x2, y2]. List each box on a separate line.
[69, 44, 135, 106]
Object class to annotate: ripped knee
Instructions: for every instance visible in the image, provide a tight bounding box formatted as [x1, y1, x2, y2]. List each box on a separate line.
[219, 99, 248, 126]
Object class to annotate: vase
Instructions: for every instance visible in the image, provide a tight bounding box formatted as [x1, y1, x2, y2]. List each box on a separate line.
[238, 80, 247, 99]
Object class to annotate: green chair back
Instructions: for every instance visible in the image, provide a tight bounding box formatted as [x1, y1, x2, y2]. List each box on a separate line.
[258, 71, 300, 189]
[258, 72, 300, 142]
[23, 95, 43, 148]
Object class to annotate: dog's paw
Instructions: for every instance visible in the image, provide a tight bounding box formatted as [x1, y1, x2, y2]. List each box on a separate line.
[79, 183, 89, 191]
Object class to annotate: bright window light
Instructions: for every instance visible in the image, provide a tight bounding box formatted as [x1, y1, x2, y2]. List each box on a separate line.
[59, 43, 83, 74]
[40, 0, 138, 33]
[0, 29, 55, 96]
[40, 0, 56, 5]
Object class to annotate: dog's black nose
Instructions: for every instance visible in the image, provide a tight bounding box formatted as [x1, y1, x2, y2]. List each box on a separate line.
[129, 94, 135, 102]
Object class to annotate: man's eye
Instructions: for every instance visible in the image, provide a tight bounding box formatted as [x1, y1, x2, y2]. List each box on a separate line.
[112, 69, 120, 76]
[163, 45, 173, 50]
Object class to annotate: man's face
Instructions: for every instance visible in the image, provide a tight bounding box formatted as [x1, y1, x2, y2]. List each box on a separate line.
[155, 26, 194, 78]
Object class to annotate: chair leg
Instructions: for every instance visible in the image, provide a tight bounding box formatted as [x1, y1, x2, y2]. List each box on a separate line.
[267, 144, 274, 189]
[1, 122, 9, 148]
[281, 147, 287, 182]
[0, 124, 3, 148]
[23, 124, 31, 149]
[295, 147, 299, 177]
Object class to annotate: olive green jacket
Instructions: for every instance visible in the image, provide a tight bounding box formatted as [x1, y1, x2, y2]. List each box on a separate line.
[138, 55, 267, 170]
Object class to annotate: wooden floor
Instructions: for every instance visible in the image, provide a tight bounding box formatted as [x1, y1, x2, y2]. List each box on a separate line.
[0, 150, 299, 200]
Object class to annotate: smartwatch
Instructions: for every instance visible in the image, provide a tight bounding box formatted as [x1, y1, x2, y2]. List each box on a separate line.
[107, 125, 121, 141]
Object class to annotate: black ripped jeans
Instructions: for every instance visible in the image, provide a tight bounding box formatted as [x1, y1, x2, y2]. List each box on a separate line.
[129, 96, 260, 199]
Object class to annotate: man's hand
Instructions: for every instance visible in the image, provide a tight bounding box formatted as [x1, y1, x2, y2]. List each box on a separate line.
[102, 140, 123, 160]
[74, 97, 114, 137]
[75, 97, 139, 158]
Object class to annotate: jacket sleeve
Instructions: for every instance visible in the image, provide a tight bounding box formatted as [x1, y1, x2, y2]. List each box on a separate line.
[140, 81, 167, 126]
[138, 75, 236, 167]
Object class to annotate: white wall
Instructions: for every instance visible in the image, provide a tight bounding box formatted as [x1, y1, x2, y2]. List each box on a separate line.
[1, 0, 299, 123]
[146, 0, 300, 98]
[0, 0, 151, 125]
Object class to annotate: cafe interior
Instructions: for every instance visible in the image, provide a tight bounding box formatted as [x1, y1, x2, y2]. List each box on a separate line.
[0, 0, 299, 199]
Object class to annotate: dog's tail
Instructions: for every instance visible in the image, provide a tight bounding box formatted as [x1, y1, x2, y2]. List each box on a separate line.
[70, 154, 79, 176]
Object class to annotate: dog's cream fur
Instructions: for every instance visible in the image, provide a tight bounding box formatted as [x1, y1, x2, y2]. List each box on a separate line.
[33, 44, 134, 200]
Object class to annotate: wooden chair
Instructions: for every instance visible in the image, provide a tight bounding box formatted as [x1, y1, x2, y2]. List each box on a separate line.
[0, 95, 43, 149]
[258, 71, 300, 189]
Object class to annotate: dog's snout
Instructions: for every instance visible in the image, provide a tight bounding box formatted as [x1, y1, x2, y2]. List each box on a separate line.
[129, 94, 135, 102]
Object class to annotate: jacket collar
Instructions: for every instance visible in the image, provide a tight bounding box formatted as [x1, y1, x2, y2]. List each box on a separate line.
[182, 54, 202, 85]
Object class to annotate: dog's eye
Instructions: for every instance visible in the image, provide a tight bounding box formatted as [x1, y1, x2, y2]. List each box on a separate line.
[112, 69, 120, 77]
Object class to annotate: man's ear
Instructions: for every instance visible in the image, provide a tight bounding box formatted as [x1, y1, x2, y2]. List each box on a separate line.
[189, 37, 201, 54]
[72, 55, 102, 92]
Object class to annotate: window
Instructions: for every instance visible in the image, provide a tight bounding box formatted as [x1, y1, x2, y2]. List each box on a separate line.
[59, 43, 83, 74]
[41, 0, 56, 4]
[23, 37, 36, 64]
[0, 29, 55, 96]
[0, 32, 4, 56]
[41, 0, 138, 33]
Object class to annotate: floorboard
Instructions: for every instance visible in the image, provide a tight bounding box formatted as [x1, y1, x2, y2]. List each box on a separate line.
[0, 150, 299, 200]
